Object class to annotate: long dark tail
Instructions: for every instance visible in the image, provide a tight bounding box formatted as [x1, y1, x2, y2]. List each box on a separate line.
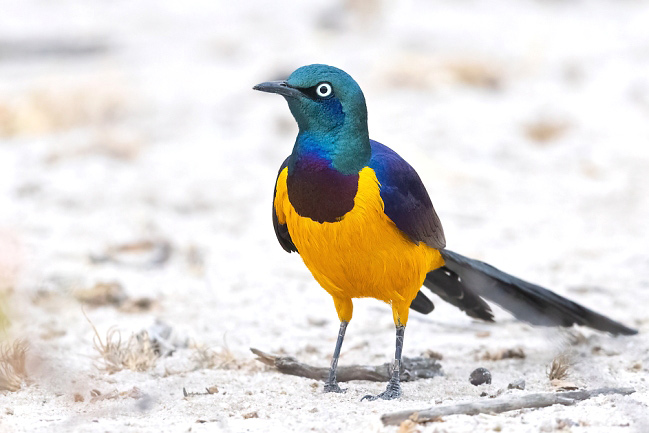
[413, 249, 637, 336]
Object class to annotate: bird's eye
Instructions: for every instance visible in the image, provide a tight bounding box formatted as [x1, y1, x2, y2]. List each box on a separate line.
[315, 82, 332, 98]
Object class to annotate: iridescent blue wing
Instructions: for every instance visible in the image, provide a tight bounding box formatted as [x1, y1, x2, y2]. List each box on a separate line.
[368, 140, 446, 249]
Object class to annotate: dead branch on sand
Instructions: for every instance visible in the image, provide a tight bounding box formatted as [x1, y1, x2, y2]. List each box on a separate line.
[250, 348, 442, 382]
[381, 387, 636, 426]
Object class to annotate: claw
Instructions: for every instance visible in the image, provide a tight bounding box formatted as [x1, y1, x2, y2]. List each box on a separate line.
[324, 382, 346, 393]
[360, 383, 402, 401]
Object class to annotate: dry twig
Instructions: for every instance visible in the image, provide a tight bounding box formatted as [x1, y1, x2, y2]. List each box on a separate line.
[182, 386, 219, 398]
[250, 348, 442, 382]
[381, 387, 636, 426]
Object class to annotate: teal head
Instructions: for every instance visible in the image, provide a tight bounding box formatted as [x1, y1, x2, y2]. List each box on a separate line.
[254, 64, 370, 174]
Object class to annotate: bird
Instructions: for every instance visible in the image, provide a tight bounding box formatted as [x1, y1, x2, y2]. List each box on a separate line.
[253, 64, 637, 401]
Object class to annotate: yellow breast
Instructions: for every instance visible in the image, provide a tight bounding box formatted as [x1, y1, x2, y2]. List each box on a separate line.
[274, 166, 444, 308]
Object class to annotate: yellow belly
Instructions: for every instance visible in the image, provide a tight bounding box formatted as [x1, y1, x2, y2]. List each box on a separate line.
[274, 166, 444, 324]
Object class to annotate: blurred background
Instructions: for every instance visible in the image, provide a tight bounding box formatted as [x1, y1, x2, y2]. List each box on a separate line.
[0, 0, 648, 429]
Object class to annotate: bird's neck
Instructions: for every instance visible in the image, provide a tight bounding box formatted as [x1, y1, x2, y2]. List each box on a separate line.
[285, 129, 370, 223]
[290, 127, 371, 176]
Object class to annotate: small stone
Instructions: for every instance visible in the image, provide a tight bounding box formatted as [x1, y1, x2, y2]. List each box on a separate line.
[508, 379, 526, 390]
[5, 407, 14, 415]
[206, 386, 219, 394]
[73, 393, 84, 402]
[243, 411, 258, 419]
[469, 367, 492, 386]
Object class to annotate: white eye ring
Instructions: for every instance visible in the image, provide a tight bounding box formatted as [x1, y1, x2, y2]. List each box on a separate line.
[315, 82, 332, 98]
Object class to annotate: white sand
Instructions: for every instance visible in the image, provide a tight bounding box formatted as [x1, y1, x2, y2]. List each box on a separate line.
[0, 1, 648, 432]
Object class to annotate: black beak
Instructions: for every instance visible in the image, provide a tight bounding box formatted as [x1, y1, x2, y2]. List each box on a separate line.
[253, 80, 303, 99]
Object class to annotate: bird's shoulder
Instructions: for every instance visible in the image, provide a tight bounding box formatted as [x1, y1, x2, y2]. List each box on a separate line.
[367, 140, 446, 249]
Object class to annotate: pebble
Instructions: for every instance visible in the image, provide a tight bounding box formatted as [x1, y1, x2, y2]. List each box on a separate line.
[469, 367, 492, 386]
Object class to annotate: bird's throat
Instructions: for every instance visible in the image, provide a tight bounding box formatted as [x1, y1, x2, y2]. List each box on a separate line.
[286, 156, 359, 223]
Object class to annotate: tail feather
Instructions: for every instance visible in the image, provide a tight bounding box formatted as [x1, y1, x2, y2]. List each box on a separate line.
[428, 249, 637, 335]
[409, 290, 435, 315]
[423, 268, 494, 322]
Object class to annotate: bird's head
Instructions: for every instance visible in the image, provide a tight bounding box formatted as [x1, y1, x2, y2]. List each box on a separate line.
[254, 64, 368, 141]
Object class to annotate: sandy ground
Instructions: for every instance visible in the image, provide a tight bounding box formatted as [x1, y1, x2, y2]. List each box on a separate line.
[1, 1, 649, 432]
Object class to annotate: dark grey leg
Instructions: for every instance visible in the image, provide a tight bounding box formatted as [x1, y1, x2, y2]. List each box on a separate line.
[361, 325, 405, 401]
[324, 321, 348, 393]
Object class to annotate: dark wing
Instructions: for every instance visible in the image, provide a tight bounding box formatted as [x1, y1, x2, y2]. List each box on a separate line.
[273, 157, 297, 253]
[368, 140, 446, 249]
[437, 249, 637, 335]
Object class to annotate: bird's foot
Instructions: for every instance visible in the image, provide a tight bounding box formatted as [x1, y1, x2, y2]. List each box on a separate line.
[323, 382, 346, 393]
[361, 381, 401, 401]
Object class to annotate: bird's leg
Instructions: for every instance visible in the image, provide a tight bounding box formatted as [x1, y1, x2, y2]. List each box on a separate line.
[324, 320, 348, 393]
[362, 325, 405, 401]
